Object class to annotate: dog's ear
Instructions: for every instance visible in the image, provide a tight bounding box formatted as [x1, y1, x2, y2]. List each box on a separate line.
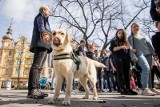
[66, 31, 73, 43]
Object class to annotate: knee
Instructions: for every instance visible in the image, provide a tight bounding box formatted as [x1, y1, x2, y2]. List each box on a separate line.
[31, 64, 42, 71]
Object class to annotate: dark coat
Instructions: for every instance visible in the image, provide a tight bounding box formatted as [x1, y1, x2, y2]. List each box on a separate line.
[150, 0, 160, 21]
[30, 13, 52, 53]
[152, 32, 160, 59]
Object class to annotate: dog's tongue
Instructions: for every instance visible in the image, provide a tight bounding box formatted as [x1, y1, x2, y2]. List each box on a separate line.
[53, 37, 60, 44]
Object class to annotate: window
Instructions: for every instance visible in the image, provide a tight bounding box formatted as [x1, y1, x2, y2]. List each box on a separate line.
[7, 59, 11, 65]
[25, 60, 32, 65]
[16, 59, 20, 65]
[15, 68, 19, 75]
[9, 50, 12, 56]
[5, 69, 9, 75]
[18, 51, 22, 55]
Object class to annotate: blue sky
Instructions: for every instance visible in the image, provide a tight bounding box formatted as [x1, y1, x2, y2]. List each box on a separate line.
[0, 0, 55, 46]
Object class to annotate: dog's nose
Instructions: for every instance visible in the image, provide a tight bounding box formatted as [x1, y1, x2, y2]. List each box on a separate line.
[53, 37, 60, 44]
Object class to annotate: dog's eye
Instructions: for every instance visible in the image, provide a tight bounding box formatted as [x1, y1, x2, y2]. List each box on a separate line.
[61, 33, 64, 35]
[53, 32, 56, 36]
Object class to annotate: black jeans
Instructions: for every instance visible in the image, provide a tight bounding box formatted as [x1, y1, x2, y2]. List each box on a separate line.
[151, 65, 160, 88]
[96, 68, 102, 90]
[28, 48, 48, 92]
[114, 58, 130, 91]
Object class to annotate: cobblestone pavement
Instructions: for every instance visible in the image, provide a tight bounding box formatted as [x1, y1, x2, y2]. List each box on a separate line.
[0, 89, 160, 107]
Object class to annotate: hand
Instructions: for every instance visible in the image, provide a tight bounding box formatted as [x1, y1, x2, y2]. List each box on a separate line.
[154, 55, 159, 61]
[112, 67, 116, 72]
[42, 34, 50, 42]
[132, 58, 138, 63]
[121, 45, 129, 49]
[132, 49, 137, 53]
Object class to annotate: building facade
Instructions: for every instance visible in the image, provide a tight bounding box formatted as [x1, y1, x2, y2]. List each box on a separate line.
[0, 26, 52, 88]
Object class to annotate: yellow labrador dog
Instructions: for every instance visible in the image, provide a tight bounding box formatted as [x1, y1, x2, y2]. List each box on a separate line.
[48, 29, 106, 106]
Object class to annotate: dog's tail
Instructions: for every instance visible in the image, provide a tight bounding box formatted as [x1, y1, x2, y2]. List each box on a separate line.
[93, 60, 106, 68]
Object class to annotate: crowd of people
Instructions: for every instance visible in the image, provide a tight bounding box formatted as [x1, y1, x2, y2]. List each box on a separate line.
[27, 0, 160, 99]
[64, 21, 160, 96]
[50, 21, 160, 96]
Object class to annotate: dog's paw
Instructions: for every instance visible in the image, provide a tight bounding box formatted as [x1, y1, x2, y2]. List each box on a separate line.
[48, 98, 58, 104]
[82, 96, 89, 99]
[62, 100, 71, 106]
[92, 96, 98, 100]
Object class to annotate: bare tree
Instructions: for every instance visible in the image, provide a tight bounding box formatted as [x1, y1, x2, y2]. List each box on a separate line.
[51, 0, 101, 49]
[130, 0, 155, 41]
[51, 0, 153, 54]
[97, 0, 151, 54]
[95, 0, 125, 51]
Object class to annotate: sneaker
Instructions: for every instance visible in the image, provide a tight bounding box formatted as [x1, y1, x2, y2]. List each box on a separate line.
[102, 89, 108, 92]
[50, 89, 55, 94]
[27, 89, 45, 99]
[150, 88, 160, 95]
[136, 88, 142, 92]
[142, 88, 156, 96]
[60, 90, 65, 93]
[37, 89, 48, 97]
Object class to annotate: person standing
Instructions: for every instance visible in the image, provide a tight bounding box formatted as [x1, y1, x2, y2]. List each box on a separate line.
[152, 21, 160, 60]
[109, 53, 120, 92]
[27, 5, 52, 99]
[128, 22, 157, 96]
[150, 0, 160, 21]
[94, 50, 102, 92]
[109, 29, 138, 95]
[76, 39, 86, 91]
[151, 21, 160, 94]
[101, 49, 113, 92]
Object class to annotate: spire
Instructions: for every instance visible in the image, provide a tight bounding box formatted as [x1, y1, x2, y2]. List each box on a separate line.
[6, 18, 13, 35]
[2, 18, 13, 40]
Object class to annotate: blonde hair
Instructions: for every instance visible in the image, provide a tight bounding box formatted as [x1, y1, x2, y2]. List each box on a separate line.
[39, 5, 50, 13]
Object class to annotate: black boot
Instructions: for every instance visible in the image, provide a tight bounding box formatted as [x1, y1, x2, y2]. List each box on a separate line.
[125, 89, 138, 95]
[129, 89, 138, 95]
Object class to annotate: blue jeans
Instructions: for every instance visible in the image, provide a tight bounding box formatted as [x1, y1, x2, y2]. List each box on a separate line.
[137, 54, 152, 89]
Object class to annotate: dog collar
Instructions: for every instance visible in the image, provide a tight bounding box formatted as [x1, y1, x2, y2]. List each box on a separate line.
[53, 53, 71, 60]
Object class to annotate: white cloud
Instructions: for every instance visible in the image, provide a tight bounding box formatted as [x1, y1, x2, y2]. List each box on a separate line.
[0, 0, 43, 22]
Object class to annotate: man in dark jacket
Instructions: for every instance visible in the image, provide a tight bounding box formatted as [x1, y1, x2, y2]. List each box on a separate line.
[152, 21, 160, 59]
[27, 5, 52, 99]
[150, 0, 160, 21]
